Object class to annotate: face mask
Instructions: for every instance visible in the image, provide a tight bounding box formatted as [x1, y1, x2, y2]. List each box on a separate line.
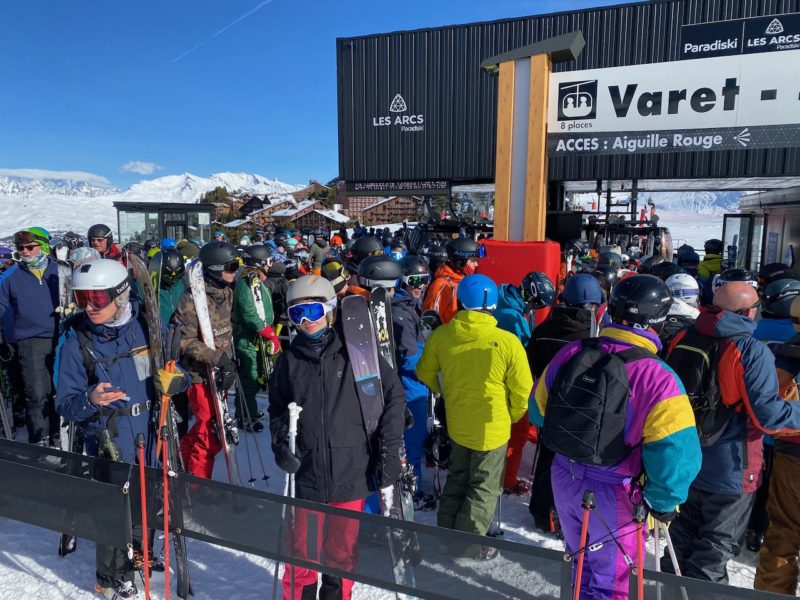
[21, 253, 47, 269]
[302, 325, 329, 339]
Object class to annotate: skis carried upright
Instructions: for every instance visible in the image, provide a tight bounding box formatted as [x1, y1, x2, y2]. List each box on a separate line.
[127, 253, 193, 599]
[148, 251, 163, 308]
[186, 258, 241, 486]
[341, 295, 420, 595]
[0, 383, 12, 441]
[369, 287, 396, 368]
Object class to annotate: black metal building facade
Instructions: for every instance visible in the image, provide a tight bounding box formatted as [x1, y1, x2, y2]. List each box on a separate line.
[337, 0, 800, 189]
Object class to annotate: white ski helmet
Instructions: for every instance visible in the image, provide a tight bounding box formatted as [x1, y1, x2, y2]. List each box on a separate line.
[72, 259, 131, 308]
[287, 275, 336, 304]
[666, 273, 700, 306]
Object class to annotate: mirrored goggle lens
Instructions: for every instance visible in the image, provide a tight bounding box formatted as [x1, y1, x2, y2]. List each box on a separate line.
[288, 301, 327, 325]
[403, 274, 430, 288]
[478, 244, 487, 258]
[672, 289, 698, 298]
[73, 289, 114, 309]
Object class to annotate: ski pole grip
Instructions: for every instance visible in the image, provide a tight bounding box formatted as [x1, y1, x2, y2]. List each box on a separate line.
[633, 503, 646, 523]
[287, 402, 303, 454]
[581, 490, 595, 510]
[136, 433, 145, 449]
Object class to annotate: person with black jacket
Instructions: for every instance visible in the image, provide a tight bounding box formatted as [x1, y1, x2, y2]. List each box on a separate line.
[526, 274, 603, 532]
[268, 275, 405, 600]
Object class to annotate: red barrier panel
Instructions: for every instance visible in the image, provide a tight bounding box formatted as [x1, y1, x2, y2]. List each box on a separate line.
[477, 239, 562, 322]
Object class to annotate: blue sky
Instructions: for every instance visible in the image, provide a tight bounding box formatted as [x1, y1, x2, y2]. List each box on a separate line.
[1, 0, 613, 189]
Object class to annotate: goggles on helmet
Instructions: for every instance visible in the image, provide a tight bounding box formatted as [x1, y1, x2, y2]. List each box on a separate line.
[671, 288, 698, 299]
[402, 274, 430, 288]
[288, 299, 336, 325]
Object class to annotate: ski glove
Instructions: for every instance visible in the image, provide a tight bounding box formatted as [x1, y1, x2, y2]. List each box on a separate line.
[259, 326, 281, 354]
[215, 352, 237, 391]
[0, 343, 14, 362]
[154, 368, 189, 397]
[378, 446, 403, 488]
[274, 444, 301, 474]
[646, 501, 677, 523]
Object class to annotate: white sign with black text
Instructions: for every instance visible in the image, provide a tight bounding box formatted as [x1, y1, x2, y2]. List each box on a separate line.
[547, 50, 800, 155]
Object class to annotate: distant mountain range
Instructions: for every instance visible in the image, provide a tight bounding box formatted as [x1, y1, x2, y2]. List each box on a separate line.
[0, 171, 303, 237]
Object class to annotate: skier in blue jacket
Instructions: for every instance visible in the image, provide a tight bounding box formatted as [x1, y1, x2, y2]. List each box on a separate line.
[55, 259, 187, 600]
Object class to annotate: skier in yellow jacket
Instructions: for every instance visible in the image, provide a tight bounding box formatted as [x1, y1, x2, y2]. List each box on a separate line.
[417, 274, 532, 559]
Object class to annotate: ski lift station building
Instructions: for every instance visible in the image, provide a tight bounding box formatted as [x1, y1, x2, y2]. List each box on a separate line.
[336, 0, 800, 271]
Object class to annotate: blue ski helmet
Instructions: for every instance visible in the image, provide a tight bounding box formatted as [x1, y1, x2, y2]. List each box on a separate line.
[562, 273, 604, 306]
[160, 237, 177, 250]
[456, 274, 498, 311]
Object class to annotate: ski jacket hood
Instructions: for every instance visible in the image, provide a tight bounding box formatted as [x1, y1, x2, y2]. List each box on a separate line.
[416, 309, 533, 451]
[668, 298, 699, 319]
[421, 263, 464, 325]
[0, 260, 60, 341]
[532, 323, 701, 512]
[495, 284, 533, 346]
[698, 253, 723, 281]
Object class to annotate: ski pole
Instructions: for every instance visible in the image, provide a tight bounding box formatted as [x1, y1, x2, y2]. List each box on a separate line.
[161, 425, 171, 600]
[287, 402, 302, 600]
[634, 504, 645, 600]
[660, 522, 690, 600]
[136, 434, 151, 600]
[155, 360, 176, 459]
[654, 517, 661, 600]
[573, 490, 594, 600]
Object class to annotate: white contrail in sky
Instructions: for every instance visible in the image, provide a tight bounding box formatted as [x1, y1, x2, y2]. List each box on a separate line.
[172, 0, 276, 64]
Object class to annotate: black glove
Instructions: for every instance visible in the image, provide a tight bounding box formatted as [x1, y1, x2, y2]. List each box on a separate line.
[646, 501, 677, 523]
[215, 353, 236, 391]
[404, 407, 414, 430]
[379, 446, 403, 488]
[274, 444, 301, 474]
[0, 343, 14, 363]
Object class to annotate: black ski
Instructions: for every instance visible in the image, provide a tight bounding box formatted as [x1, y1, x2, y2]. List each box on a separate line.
[128, 253, 193, 598]
[341, 295, 420, 595]
[369, 287, 396, 368]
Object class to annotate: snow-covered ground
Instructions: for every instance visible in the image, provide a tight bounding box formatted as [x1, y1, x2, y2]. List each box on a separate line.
[0, 392, 761, 599]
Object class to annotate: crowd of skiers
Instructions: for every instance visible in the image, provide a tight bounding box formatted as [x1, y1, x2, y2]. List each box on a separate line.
[3, 222, 800, 600]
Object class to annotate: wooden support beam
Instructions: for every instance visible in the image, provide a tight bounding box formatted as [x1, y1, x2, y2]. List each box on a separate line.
[492, 61, 515, 242]
[523, 53, 552, 241]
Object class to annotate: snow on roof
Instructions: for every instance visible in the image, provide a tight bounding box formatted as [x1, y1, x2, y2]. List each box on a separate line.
[223, 218, 251, 228]
[313, 209, 349, 224]
[362, 196, 398, 211]
[272, 199, 318, 218]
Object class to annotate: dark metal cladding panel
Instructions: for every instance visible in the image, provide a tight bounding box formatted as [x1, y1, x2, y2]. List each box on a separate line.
[338, 0, 800, 185]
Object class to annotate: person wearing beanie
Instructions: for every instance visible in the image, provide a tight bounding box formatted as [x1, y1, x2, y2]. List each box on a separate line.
[55, 258, 188, 599]
[0, 228, 61, 445]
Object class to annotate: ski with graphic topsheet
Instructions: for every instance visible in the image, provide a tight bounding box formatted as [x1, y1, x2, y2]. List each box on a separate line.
[128, 253, 193, 598]
[369, 287, 396, 369]
[245, 270, 279, 386]
[0, 381, 12, 440]
[341, 295, 421, 597]
[148, 251, 162, 309]
[186, 258, 242, 486]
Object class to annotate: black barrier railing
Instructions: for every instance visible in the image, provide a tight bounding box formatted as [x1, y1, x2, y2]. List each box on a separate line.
[0, 439, 790, 600]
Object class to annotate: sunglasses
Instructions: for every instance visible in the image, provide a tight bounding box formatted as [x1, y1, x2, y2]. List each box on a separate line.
[402, 274, 430, 288]
[89, 237, 107, 243]
[16, 243, 40, 252]
[288, 301, 328, 325]
[735, 301, 761, 315]
[73, 289, 116, 309]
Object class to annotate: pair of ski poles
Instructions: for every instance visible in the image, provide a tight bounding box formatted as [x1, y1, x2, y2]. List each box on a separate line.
[568, 490, 688, 600]
[271, 402, 302, 600]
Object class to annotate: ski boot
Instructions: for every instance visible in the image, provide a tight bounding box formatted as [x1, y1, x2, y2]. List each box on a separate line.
[133, 549, 166, 574]
[503, 479, 531, 495]
[746, 529, 764, 552]
[95, 580, 139, 599]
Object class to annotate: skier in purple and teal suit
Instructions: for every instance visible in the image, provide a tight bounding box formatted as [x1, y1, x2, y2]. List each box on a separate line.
[530, 275, 701, 600]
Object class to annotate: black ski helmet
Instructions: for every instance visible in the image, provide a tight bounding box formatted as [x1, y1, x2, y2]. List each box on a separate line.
[241, 244, 273, 268]
[597, 252, 624, 270]
[400, 255, 430, 276]
[144, 239, 159, 252]
[592, 264, 619, 298]
[357, 255, 403, 288]
[758, 263, 795, 288]
[677, 250, 700, 268]
[521, 271, 556, 309]
[160, 248, 186, 281]
[704, 239, 724, 255]
[87, 223, 113, 245]
[713, 268, 758, 293]
[650, 261, 683, 281]
[199, 241, 238, 284]
[351, 236, 384, 265]
[63, 231, 84, 250]
[421, 244, 448, 273]
[123, 241, 143, 257]
[445, 238, 481, 262]
[638, 255, 666, 275]
[608, 274, 673, 328]
[763, 279, 800, 317]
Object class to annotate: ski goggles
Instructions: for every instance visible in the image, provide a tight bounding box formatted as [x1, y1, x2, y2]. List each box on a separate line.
[73, 287, 126, 309]
[287, 299, 336, 325]
[402, 274, 430, 288]
[207, 260, 241, 273]
[671, 288, 698, 299]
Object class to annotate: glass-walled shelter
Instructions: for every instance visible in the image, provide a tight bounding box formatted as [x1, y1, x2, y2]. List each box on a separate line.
[114, 202, 215, 245]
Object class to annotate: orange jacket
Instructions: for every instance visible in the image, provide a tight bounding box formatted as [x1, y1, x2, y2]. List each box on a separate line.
[422, 263, 464, 325]
[346, 284, 371, 300]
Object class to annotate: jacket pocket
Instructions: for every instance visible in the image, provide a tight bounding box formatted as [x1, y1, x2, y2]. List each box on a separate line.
[329, 425, 370, 487]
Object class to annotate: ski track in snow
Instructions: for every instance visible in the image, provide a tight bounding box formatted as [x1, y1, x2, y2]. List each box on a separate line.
[0, 391, 759, 599]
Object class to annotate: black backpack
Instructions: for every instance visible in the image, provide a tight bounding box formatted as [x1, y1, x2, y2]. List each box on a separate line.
[542, 338, 652, 466]
[664, 327, 732, 447]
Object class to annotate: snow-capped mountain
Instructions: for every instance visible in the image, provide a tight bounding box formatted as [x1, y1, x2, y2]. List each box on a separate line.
[574, 191, 742, 216]
[0, 171, 304, 238]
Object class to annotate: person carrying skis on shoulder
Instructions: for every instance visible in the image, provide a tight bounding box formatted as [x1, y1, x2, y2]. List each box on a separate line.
[526, 273, 604, 534]
[55, 259, 188, 600]
[417, 274, 532, 560]
[233, 244, 280, 433]
[87, 224, 124, 264]
[0, 228, 61, 446]
[392, 255, 434, 509]
[172, 241, 238, 479]
[268, 275, 405, 600]
[531, 274, 701, 600]
[495, 271, 556, 496]
[422, 238, 482, 326]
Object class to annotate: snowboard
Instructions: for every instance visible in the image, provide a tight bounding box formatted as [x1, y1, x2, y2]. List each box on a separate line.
[186, 259, 242, 486]
[341, 295, 421, 595]
[128, 253, 193, 599]
[147, 251, 162, 308]
[0, 382, 12, 440]
[369, 287, 396, 369]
